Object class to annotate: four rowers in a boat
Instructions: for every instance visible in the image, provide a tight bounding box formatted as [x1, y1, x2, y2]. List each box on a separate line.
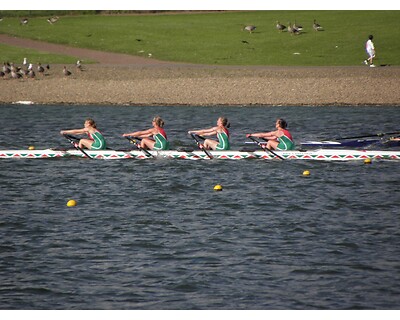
[60, 116, 294, 152]
[60, 118, 107, 150]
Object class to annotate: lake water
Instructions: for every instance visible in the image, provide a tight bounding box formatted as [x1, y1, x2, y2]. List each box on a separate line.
[1, 105, 400, 309]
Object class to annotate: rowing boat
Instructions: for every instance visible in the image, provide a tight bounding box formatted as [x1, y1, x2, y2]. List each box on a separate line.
[1, 149, 400, 161]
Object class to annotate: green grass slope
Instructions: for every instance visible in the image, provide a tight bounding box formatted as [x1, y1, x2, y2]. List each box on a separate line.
[0, 11, 399, 66]
[0, 43, 82, 64]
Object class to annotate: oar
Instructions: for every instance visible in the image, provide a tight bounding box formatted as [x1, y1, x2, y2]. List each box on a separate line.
[124, 136, 154, 158]
[63, 134, 93, 159]
[244, 137, 269, 145]
[248, 136, 285, 160]
[335, 130, 400, 141]
[190, 133, 213, 159]
[64, 134, 80, 142]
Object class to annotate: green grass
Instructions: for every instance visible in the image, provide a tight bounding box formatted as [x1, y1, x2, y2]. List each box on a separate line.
[0, 11, 399, 66]
[0, 43, 84, 64]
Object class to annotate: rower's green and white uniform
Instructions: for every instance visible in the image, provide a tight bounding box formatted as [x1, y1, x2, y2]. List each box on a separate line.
[153, 128, 169, 150]
[216, 128, 230, 150]
[276, 129, 294, 151]
[88, 131, 106, 150]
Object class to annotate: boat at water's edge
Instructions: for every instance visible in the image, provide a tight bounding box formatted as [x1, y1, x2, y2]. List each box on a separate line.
[1, 149, 400, 161]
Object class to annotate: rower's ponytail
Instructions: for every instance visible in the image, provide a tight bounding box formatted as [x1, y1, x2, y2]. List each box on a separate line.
[220, 117, 230, 128]
[153, 116, 165, 128]
[86, 118, 97, 128]
[277, 118, 287, 129]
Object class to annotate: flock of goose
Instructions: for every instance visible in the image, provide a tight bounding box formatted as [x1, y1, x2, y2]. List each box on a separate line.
[1, 61, 50, 80]
[1, 15, 84, 80]
[1, 16, 324, 80]
[17, 16, 60, 26]
[0, 16, 59, 25]
[243, 19, 324, 35]
[1, 60, 82, 80]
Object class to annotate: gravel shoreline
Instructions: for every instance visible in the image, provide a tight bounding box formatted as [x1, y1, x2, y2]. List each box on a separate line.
[1, 64, 399, 106]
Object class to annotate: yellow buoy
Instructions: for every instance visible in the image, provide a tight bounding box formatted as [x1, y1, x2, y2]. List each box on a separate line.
[28, 146, 35, 150]
[303, 170, 310, 176]
[214, 184, 223, 191]
[67, 199, 77, 207]
[364, 158, 372, 164]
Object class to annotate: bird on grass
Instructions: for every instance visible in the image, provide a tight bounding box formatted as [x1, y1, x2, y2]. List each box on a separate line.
[47, 16, 59, 24]
[293, 20, 303, 31]
[276, 21, 286, 32]
[63, 66, 72, 77]
[20, 18, 28, 26]
[288, 22, 300, 35]
[313, 19, 323, 31]
[243, 25, 256, 33]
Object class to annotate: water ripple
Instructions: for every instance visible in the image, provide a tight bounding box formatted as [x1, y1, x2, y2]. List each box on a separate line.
[1, 105, 400, 309]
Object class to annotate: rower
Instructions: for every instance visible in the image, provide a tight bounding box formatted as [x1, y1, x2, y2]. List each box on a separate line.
[122, 116, 169, 150]
[60, 118, 107, 150]
[188, 117, 230, 150]
[246, 118, 294, 150]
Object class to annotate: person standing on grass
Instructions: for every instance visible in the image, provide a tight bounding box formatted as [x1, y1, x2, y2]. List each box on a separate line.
[364, 35, 376, 67]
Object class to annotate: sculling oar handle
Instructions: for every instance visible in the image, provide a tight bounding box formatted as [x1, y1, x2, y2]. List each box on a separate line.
[124, 136, 153, 158]
[248, 135, 284, 160]
[64, 134, 80, 142]
[190, 133, 213, 159]
[63, 134, 93, 159]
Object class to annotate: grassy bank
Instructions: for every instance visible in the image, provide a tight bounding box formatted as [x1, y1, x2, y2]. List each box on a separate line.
[0, 11, 399, 66]
[0, 43, 80, 64]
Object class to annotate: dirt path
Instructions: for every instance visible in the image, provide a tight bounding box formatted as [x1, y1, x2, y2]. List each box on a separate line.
[0, 34, 176, 65]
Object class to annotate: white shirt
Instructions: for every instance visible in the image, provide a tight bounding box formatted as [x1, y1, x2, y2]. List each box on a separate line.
[366, 39, 375, 51]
